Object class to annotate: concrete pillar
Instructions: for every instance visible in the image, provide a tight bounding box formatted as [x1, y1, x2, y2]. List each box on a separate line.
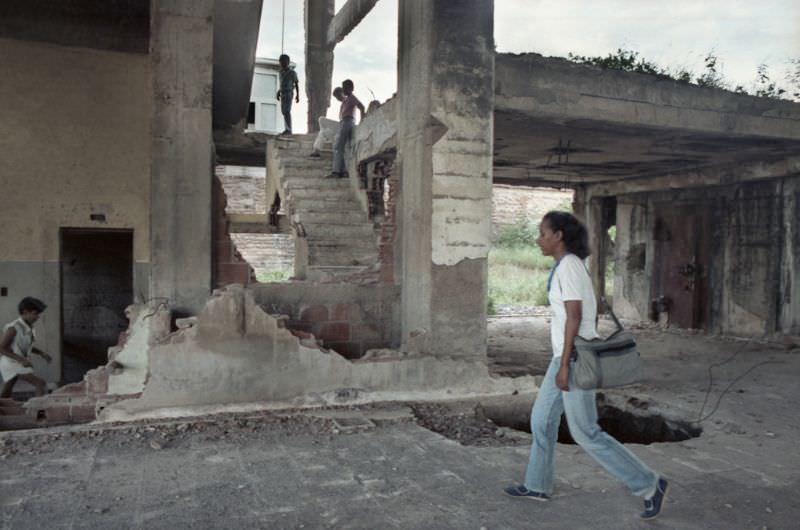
[396, 0, 494, 358]
[780, 177, 800, 334]
[149, 0, 214, 314]
[304, 0, 335, 133]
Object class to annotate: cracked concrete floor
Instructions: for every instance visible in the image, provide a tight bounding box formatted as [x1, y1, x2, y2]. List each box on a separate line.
[1, 316, 799, 529]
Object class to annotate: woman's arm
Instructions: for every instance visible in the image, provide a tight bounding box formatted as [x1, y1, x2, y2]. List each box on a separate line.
[556, 300, 582, 390]
[0, 328, 32, 367]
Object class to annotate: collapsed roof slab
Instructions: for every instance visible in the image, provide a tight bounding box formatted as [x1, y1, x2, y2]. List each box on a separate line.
[494, 53, 800, 187]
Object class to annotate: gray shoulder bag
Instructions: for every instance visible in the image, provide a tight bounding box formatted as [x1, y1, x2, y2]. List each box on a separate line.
[559, 263, 641, 390]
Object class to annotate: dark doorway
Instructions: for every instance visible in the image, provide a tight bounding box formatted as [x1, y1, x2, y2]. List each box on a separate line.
[60, 229, 133, 384]
[650, 204, 712, 330]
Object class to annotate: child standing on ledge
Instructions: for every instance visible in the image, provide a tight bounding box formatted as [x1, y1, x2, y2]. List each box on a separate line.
[1, 297, 51, 398]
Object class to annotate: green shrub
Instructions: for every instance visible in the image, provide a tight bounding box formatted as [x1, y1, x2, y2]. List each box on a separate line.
[488, 263, 549, 307]
[496, 220, 539, 248]
[490, 246, 551, 271]
[256, 268, 292, 283]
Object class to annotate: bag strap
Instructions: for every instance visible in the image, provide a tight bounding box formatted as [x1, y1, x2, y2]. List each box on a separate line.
[579, 261, 625, 337]
[554, 255, 626, 336]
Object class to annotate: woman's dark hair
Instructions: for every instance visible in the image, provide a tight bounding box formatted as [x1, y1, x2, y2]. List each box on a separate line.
[18, 297, 47, 314]
[543, 211, 591, 259]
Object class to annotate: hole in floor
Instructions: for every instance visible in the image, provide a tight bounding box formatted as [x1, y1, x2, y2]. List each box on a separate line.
[482, 393, 702, 445]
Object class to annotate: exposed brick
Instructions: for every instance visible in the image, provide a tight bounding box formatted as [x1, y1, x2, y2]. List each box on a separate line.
[215, 239, 234, 262]
[286, 320, 313, 333]
[289, 329, 314, 340]
[217, 262, 251, 286]
[331, 303, 349, 321]
[350, 322, 381, 341]
[85, 368, 108, 395]
[318, 322, 350, 342]
[70, 404, 97, 423]
[51, 382, 87, 397]
[326, 341, 363, 360]
[300, 304, 329, 322]
[39, 406, 71, 423]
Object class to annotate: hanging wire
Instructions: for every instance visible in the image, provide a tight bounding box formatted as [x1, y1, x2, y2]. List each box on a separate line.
[280, 0, 286, 54]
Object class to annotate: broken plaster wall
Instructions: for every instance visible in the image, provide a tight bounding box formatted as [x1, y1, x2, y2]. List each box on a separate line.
[252, 282, 400, 359]
[107, 304, 171, 396]
[0, 37, 151, 384]
[722, 180, 784, 336]
[613, 197, 650, 321]
[611, 179, 791, 337]
[103, 286, 533, 418]
[397, 0, 494, 357]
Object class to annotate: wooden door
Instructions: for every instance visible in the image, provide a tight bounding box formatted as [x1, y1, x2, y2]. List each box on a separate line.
[650, 204, 712, 330]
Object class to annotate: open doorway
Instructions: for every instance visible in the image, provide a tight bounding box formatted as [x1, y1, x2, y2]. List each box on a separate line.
[60, 229, 133, 384]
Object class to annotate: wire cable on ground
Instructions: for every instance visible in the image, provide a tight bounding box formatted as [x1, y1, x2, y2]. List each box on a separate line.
[696, 338, 783, 423]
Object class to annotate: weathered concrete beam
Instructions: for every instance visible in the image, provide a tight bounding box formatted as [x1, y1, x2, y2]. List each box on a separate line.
[585, 156, 800, 197]
[305, 0, 335, 132]
[213, 0, 263, 131]
[326, 0, 379, 46]
[495, 53, 800, 140]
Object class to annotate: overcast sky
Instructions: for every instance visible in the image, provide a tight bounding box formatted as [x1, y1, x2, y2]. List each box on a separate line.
[257, 0, 800, 133]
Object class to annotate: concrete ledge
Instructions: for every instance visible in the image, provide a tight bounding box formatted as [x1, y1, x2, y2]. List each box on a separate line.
[495, 53, 800, 140]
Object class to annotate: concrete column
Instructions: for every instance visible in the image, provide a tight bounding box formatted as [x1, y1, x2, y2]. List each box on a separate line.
[304, 0, 335, 132]
[396, 0, 494, 358]
[780, 177, 800, 334]
[149, 0, 214, 314]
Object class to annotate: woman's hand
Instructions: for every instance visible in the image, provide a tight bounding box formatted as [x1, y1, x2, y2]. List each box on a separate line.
[556, 364, 570, 391]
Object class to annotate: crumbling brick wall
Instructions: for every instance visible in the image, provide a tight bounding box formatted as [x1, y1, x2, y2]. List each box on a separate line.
[213, 176, 256, 287]
[253, 283, 400, 360]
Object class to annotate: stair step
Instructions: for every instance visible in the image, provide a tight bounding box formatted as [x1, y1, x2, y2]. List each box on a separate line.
[283, 179, 351, 190]
[280, 158, 332, 169]
[303, 224, 376, 237]
[306, 266, 373, 281]
[293, 211, 366, 224]
[286, 188, 353, 200]
[281, 172, 337, 182]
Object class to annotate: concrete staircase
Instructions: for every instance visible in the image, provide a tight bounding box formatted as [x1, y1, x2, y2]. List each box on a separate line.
[269, 134, 379, 281]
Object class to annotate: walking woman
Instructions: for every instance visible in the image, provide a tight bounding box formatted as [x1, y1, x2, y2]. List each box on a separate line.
[504, 211, 668, 520]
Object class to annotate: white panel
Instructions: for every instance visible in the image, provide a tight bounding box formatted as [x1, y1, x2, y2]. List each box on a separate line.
[252, 73, 277, 98]
[259, 103, 277, 132]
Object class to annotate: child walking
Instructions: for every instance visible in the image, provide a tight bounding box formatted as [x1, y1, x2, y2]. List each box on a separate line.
[1, 297, 51, 398]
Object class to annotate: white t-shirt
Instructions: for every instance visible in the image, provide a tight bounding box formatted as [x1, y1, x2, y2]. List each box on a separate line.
[548, 254, 599, 358]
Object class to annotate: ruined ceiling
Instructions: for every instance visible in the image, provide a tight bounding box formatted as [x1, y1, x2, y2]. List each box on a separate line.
[494, 53, 800, 188]
[493, 111, 800, 187]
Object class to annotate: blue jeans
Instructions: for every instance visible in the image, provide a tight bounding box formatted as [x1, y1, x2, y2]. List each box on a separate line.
[332, 117, 354, 174]
[524, 357, 659, 497]
[280, 91, 293, 132]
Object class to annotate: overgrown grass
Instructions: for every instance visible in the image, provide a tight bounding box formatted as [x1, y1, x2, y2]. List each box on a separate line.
[491, 246, 552, 270]
[488, 261, 549, 309]
[256, 268, 292, 283]
[488, 220, 555, 314]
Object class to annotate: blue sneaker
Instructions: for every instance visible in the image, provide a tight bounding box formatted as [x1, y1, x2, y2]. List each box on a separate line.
[504, 484, 550, 501]
[640, 478, 669, 520]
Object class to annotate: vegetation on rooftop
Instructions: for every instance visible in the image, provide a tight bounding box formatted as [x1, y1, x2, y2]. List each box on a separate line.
[567, 49, 800, 102]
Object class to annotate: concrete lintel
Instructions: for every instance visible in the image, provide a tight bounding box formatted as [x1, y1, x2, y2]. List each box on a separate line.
[585, 157, 800, 197]
[495, 53, 800, 140]
[326, 0, 379, 46]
